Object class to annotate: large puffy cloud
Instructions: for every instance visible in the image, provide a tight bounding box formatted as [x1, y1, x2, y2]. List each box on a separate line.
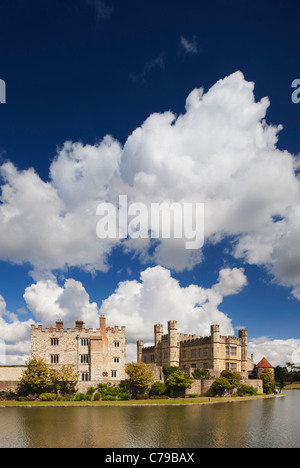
[0, 71, 300, 297]
[248, 337, 300, 368]
[100, 265, 248, 361]
[0, 295, 33, 365]
[0, 136, 122, 279]
[24, 278, 99, 329]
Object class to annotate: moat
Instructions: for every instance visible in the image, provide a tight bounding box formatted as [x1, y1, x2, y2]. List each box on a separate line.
[0, 391, 299, 448]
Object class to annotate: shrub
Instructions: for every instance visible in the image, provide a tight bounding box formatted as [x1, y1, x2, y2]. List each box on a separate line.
[135, 394, 149, 400]
[57, 395, 74, 401]
[0, 391, 18, 401]
[150, 381, 167, 396]
[39, 393, 56, 402]
[97, 383, 125, 397]
[238, 385, 258, 396]
[102, 395, 117, 401]
[119, 393, 132, 400]
[93, 392, 101, 401]
[74, 393, 91, 401]
[18, 396, 28, 402]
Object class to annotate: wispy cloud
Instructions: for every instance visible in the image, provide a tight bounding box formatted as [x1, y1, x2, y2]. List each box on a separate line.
[180, 35, 199, 55]
[130, 53, 165, 84]
[87, 0, 113, 20]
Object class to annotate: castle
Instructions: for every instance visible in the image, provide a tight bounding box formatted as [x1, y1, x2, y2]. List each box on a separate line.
[31, 315, 126, 387]
[0, 317, 271, 396]
[137, 321, 255, 376]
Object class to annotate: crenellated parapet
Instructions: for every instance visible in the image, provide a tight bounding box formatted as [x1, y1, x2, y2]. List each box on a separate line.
[137, 320, 254, 374]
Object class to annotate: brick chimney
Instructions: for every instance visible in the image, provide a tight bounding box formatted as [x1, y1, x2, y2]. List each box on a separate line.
[56, 320, 63, 330]
[100, 315, 106, 334]
[75, 320, 84, 331]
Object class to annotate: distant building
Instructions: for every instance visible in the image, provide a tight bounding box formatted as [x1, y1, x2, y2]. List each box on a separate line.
[255, 357, 274, 379]
[31, 315, 126, 387]
[137, 320, 254, 375]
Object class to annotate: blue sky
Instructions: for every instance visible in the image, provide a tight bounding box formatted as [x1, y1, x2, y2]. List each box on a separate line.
[1, 0, 300, 365]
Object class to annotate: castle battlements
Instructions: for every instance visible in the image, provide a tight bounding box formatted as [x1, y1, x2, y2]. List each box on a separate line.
[137, 320, 254, 375]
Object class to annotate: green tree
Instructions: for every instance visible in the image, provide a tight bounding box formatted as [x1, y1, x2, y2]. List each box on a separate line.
[18, 357, 79, 397]
[274, 366, 288, 391]
[261, 368, 276, 394]
[192, 368, 212, 380]
[18, 356, 54, 397]
[221, 370, 242, 395]
[51, 365, 79, 396]
[166, 368, 193, 397]
[211, 376, 232, 396]
[163, 366, 181, 381]
[126, 362, 155, 397]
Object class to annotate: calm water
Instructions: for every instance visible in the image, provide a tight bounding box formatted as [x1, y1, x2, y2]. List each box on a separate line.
[0, 391, 299, 448]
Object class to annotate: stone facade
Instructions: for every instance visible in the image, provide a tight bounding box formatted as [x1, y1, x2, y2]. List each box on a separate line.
[138, 321, 254, 375]
[31, 315, 126, 389]
[0, 366, 25, 392]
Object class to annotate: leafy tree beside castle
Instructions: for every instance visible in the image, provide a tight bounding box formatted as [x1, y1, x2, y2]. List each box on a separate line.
[192, 368, 212, 380]
[18, 357, 79, 397]
[261, 368, 276, 394]
[125, 362, 155, 397]
[211, 370, 242, 396]
[166, 368, 193, 397]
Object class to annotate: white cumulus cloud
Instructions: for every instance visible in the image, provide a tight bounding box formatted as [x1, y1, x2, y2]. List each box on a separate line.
[0, 71, 300, 298]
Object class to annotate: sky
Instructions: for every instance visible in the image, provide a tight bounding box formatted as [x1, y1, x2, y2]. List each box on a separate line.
[1, 0, 300, 366]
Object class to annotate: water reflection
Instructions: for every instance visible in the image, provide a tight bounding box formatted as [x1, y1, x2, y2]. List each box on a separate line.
[0, 392, 299, 448]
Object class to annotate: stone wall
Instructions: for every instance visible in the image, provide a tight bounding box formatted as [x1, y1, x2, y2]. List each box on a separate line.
[0, 366, 25, 392]
[185, 378, 263, 397]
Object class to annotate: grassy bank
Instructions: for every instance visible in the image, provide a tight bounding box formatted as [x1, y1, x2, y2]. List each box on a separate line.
[283, 383, 300, 389]
[0, 394, 279, 408]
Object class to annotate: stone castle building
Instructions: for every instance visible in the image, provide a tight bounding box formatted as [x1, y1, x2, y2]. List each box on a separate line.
[137, 321, 255, 375]
[31, 315, 126, 387]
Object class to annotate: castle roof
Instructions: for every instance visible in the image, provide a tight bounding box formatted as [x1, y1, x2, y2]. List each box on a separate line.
[256, 357, 273, 369]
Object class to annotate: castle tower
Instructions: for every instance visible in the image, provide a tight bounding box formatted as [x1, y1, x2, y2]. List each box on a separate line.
[239, 329, 248, 373]
[154, 324, 163, 346]
[137, 340, 144, 363]
[211, 324, 221, 370]
[154, 324, 163, 365]
[168, 320, 180, 367]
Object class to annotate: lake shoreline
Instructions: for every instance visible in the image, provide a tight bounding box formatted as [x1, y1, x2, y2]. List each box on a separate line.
[0, 394, 285, 409]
